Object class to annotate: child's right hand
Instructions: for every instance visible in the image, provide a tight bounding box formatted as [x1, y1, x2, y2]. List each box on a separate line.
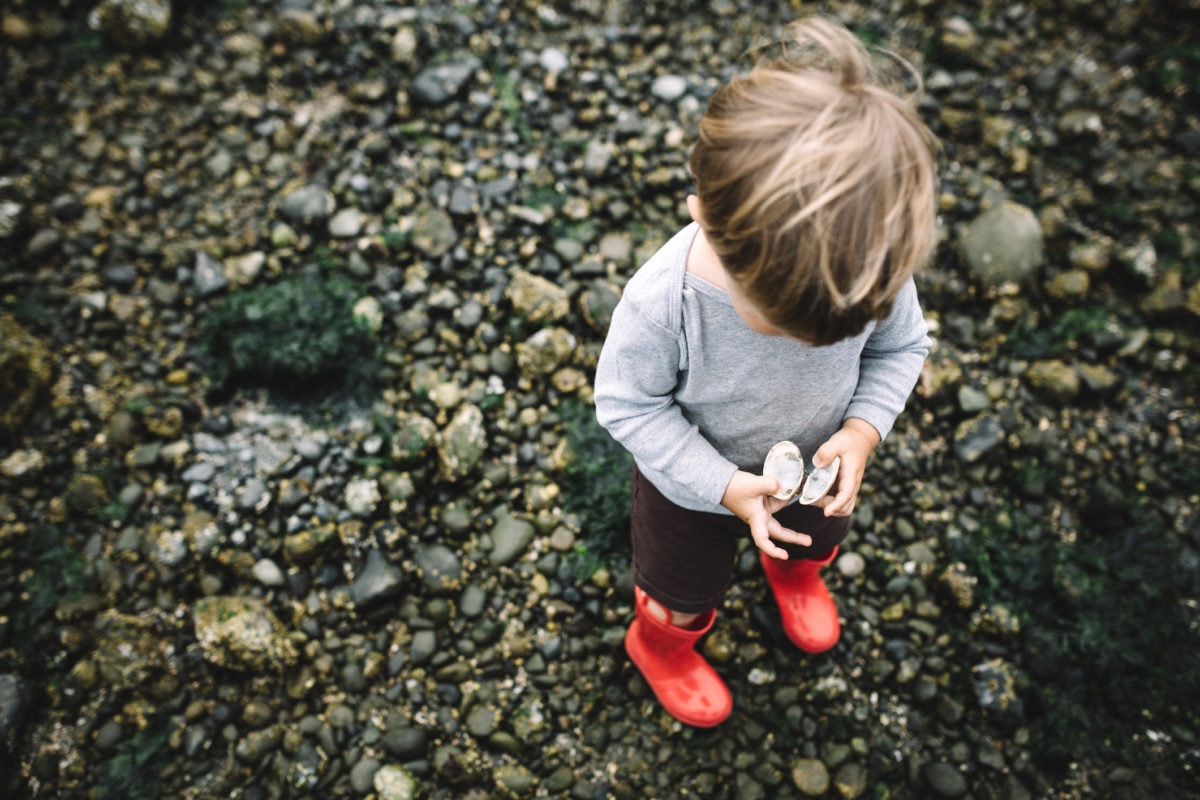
[721, 470, 814, 559]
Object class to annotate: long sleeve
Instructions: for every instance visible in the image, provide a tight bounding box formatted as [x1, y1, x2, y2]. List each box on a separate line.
[594, 293, 737, 509]
[843, 278, 930, 440]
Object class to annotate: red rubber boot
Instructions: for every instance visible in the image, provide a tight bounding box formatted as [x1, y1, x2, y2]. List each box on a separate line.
[760, 547, 841, 653]
[624, 588, 732, 727]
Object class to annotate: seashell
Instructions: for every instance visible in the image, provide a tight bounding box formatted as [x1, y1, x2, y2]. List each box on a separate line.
[797, 456, 840, 505]
[762, 441, 841, 505]
[763, 441, 805, 500]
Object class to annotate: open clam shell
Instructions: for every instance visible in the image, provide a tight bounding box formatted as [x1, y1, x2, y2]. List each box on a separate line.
[763, 441, 805, 500]
[762, 441, 841, 505]
[797, 456, 840, 505]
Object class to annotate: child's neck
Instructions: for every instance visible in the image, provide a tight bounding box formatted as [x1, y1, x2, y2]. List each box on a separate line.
[686, 227, 728, 289]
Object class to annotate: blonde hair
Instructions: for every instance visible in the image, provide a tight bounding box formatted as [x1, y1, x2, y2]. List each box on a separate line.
[688, 16, 938, 345]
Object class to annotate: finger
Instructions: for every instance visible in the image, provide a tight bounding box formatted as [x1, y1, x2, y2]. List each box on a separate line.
[766, 517, 813, 548]
[750, 516, 790, 560]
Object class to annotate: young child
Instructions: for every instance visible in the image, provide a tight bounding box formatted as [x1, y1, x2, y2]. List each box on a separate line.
[593, 16, 938, 727]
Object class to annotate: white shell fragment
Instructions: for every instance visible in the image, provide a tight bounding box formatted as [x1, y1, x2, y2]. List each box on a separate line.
[797, 456, 840, 505]
[762, 441, 841, 505]
[763, 441, 805, 500]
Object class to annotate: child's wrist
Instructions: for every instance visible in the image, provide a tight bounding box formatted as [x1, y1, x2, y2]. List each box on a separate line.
[841, 418, 881, 450]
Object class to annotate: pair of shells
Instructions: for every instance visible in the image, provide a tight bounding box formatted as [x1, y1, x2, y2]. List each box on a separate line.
[763, 441, 840, 504]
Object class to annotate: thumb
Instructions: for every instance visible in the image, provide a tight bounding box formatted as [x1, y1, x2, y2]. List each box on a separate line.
[812, 442, 837, 469]
[749, 472, 782, 497]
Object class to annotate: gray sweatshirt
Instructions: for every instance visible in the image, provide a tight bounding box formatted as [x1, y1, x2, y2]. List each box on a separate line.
[594, 222, 930, 515]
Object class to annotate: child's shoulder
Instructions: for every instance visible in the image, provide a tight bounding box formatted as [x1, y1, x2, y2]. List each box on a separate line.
[619, 223, 698, 327]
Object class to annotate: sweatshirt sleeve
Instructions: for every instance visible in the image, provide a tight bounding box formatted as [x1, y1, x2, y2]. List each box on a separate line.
[843, 278, 930, 441]
[593, 294, 738, 508]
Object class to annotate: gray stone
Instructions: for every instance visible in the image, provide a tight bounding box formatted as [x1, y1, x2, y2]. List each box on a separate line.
[651, 74, 688, 101]
[278, 184, 336, 225]
[374, 764, 419, 800]
[952, 414, 1004, 463]
[922, 762, 968, 798]
[329, 207, 365, 238]
[960, 201, 1044, 285]
[351, 549, 405, 608]
[0, 674, 30, 755]
[194, 251, 229, 297]
[489, 514, 535, 566]
[252, 558, 286, 587]
[410, 58, 481, 106]
[349, 758, 382, 794]
[414, 544, 464, 593]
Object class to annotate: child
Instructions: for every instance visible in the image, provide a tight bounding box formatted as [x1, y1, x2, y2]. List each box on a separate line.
[593, 16, 937, 727]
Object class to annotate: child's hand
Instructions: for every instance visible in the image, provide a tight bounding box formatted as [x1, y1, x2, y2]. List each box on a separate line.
[810, 417, 881, 518]
[721, 470, 814, 560]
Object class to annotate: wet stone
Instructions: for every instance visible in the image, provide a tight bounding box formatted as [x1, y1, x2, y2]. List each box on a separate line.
[414, 545, 464, 593]
[922, 761, 968, 799]
[351, 549, 405, 608]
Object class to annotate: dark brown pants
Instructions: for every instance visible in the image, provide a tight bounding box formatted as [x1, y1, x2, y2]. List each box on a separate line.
[630, 464, 851, 614]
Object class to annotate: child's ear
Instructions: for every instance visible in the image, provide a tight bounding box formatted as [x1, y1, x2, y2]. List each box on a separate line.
[686, 194, 703, 224]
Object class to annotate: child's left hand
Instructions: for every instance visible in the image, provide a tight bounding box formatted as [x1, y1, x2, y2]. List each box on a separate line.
[810, 417, 881, 518]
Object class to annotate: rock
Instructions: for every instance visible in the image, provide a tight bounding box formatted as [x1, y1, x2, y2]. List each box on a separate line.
[494, 763, 537, 799]
[278, 184, 336, 225]
[437, 403, 487, 481]
[329, 208, 366, 238]
[489, 514, 535, 566]
[252, 558, 286, 587]
[834, 762, 868, 799]
[278, 9, 325, 45]
[539, 47, 570, 74]
[345, 477, 381, 517]
[960, 201, 1044, 285]
[391, 413, 438, 464]
[410, 207, 457, 257]
[952, 414, 1004, 463]
[938, 563, 977, 610]
[836, 551, 866, 579]
[194, 251, 230, 297]
[791, 758, 830, 796]
[0, 674, 30, 757]
[192, 596, 299, 671]
[0, 448, 45, 478]
[88, 0, 171, 48]
[0, 313, 53, 442]
[93, 611, 175, 691]
[374, 764, 419, 800]
[956, 385, 990, 413]
[922, 761, 968, 798]
[1025, 359, 1079, 401]
[350, 549, 405, 608]
[0, 201, 21, 239]
[516, 327, 577, 380]
[414, 545, 464, 593]
[972, 658, 1024, 730]
[651, 74, 688, 101]
[410, 58, 481, 106]
[506, 269, 570, 324]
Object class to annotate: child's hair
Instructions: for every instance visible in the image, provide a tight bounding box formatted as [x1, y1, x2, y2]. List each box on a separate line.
[688, 16, 938, 346]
